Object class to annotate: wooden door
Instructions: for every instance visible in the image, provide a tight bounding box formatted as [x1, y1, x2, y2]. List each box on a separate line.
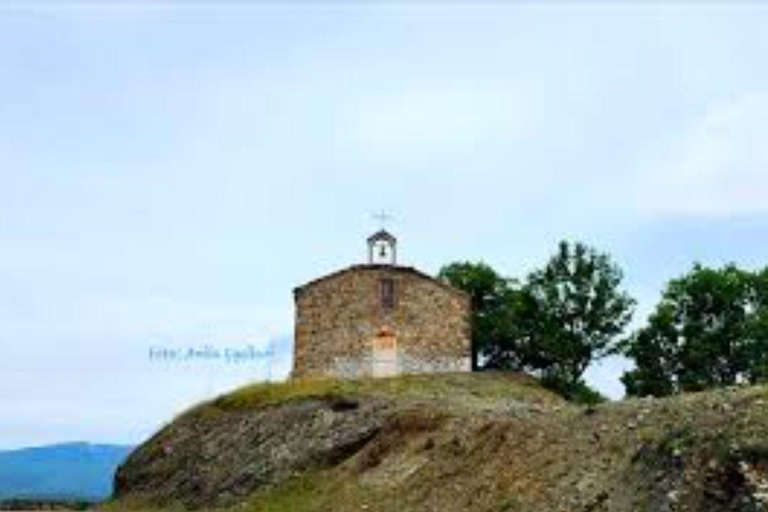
[372, 327, 398, 377]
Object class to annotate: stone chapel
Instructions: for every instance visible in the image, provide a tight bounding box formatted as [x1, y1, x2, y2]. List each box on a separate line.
[292, 230, 472, 379]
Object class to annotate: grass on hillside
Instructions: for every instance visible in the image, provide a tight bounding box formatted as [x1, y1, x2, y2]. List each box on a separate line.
[111, 376, 768, 512]
[207, 372, 562, 412]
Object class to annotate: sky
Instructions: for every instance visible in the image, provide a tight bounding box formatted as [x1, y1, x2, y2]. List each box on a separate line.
[2, 2, 768, 449]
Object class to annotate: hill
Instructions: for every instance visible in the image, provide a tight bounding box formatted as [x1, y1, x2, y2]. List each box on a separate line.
[113, 373, 768, 512]
[0, 442, 133, 502]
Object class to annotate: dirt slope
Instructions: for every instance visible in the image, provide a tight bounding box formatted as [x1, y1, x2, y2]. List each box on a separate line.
[113, 373, 768, 512]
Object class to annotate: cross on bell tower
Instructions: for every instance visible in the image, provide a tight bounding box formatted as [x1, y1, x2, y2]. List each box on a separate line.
[367, 211, 397, 265]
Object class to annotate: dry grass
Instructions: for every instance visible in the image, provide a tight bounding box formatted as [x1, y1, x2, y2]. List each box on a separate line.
[235, 384, 768, 512]
[207, 372, 562, 412]
[116, 374, 768, 512]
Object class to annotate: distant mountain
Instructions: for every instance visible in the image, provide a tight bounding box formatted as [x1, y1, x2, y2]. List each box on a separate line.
[0, 442, 133, 502]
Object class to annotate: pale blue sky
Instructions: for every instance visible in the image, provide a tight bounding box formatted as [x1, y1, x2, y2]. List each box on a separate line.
[2, 2, 768, 449]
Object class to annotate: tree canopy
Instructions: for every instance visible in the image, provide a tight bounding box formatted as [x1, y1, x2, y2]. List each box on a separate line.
[440, 241, 635, 400]
[437, 261, 519, 371]
[441, 247, 768, 400]
[621, 264, 768, 397]
[524, 241, 635, 391]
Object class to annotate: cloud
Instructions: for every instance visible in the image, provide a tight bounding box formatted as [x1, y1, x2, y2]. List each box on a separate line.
[340, 82, 535, 165]
[635, 92, 768, 216]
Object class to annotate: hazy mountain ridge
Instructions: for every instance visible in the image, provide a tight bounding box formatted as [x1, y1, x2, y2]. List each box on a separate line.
[0, 442, 133, 501]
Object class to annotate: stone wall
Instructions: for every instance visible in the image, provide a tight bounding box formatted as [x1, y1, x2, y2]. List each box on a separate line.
[293, 265, 471, 378]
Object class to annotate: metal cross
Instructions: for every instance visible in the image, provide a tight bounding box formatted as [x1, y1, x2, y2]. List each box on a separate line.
[372, 210, 394, 229]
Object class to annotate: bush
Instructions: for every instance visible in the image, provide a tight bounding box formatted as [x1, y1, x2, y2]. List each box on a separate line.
[541, 374, 607, 405]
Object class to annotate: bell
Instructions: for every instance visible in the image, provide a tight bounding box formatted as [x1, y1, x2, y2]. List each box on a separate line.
[379, 244, 387, 258]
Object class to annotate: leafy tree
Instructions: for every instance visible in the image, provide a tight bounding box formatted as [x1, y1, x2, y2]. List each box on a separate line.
[747, 267, 768, 383]
[522, 241, 635, 391]
[440, 242, 635, 400]
[622, 264, 768, 397]
[620, 304, 679, 397]
[438, 262, 520, 371]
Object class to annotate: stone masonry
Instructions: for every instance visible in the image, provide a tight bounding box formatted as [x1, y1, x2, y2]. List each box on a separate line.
[293, 264, 471, 379]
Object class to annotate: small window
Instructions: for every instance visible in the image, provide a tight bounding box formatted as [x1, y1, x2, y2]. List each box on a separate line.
[380, 278, 396, 310]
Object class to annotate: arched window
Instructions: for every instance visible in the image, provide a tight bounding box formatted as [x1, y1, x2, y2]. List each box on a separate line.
[380, 278, 396, 310]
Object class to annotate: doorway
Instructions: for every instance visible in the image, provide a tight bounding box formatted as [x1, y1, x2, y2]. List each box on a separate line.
[372, 326, 398, 377]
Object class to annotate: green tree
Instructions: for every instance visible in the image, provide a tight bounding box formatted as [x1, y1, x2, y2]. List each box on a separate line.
[747, 267, 768, 383]
[523, 241, 635, 392]
[620, 304, 679, 397]
[622, 264, 768, 397]
[438, 261, 520, 371]
[440, 243, 635, 401]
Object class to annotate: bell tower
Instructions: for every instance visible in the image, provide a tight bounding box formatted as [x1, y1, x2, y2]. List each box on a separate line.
[367, 210, 397, 265]
[367, 230, 397, 265]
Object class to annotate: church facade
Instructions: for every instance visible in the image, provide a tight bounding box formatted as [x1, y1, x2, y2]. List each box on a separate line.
[292, 230, 471, 379]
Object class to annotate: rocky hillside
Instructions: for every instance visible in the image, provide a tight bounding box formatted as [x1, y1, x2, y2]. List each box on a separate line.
[113, 373, 768, 512]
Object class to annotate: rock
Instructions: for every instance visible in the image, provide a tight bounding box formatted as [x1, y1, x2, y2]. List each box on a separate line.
[114, 396, 392, 509]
